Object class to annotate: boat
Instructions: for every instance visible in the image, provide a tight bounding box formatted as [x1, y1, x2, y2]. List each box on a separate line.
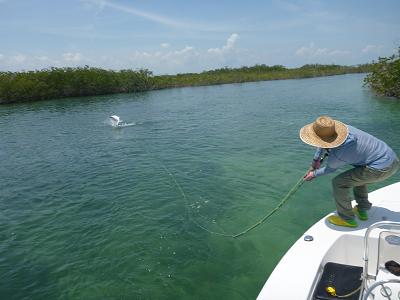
[257, 181, 400, 300]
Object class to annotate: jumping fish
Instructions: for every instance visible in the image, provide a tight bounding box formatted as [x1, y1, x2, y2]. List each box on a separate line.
[109, 115, 121, 126]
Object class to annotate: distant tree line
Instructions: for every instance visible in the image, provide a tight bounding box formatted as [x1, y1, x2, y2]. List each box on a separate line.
[0, 67, 153, 104]
[364, 48, 400, 99]
[0, 63, 374, 104]
[153, 64, 372, 89]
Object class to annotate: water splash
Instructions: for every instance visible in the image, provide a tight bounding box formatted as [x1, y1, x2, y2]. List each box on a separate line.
[109, 115, 121, 127]
[117, 122, 136, 128]
[107, 115, 136, 128]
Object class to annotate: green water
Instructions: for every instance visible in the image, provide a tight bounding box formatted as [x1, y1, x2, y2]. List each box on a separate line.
[1, 74, 400, 299]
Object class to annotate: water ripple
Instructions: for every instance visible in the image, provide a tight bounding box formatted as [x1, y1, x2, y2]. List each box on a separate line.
[1, 74, 400, 299]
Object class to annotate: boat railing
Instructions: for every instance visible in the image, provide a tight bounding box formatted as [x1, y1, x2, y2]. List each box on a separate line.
[360, 221, 400, 300]
[362, 279, 400, 300]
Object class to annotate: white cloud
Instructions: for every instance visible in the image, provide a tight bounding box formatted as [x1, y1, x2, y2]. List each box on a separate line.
[329, 50, 351, 56]
[125, 34, 243, 74]
[314, 48, 328, 55]
[0, 33, 244, 73]
[295, 46, 310, 56]
[226, 33, 238, 49]
[295, 43, 350, 57]
[362, 44, 384, 54]
[62, 52, 82, 62]
[174, 46, 194, 55]
[160, 43, 170, 48]
[208, 33, 239, 54]
[80, 0, 232, 32]
[0, 54, 62, 71]
[81, 0, 188, 28]
[12, 54, 27, 63]
[128, 46, 198, 72]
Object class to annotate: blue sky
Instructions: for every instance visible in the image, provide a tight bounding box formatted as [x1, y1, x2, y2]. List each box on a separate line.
[0, 0, 399, 74]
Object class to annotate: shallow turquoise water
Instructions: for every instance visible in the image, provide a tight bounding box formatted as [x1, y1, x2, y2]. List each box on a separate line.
[1, 74, 400, 299]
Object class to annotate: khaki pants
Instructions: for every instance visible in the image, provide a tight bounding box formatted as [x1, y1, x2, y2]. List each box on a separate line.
[332, 159, 400, 220]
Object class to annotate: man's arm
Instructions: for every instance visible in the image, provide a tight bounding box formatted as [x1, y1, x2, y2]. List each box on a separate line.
[311, 148, 325, 170]
[313, 148, 324, 161]
[314, 152, 347, 177]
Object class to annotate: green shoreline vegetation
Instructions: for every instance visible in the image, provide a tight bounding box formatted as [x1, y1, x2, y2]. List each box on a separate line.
[364, 48, 400, 99]
[0, 63, 378, 104]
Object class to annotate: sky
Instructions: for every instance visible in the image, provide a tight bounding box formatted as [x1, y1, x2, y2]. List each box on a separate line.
[0, 0, 399, 74]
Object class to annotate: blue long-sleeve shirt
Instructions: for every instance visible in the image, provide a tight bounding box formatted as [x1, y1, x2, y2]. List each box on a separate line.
[313, 125, 398, 177]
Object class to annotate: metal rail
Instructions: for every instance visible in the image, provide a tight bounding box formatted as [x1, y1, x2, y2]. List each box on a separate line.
[360, 221, 400, 300]
[362, 279, 400, 300]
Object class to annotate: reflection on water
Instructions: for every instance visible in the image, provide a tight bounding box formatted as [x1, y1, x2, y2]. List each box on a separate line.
[0, 74, 399, 300]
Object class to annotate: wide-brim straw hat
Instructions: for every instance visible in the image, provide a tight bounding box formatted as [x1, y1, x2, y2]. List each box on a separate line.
[299, 116, 349, 148]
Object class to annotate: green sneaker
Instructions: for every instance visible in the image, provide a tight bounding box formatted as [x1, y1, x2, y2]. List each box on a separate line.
[327, 215, 358, 228]
[353, 206, 368, 221]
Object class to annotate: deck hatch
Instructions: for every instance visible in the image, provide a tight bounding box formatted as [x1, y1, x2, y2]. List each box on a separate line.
[313, 262, 362, 300]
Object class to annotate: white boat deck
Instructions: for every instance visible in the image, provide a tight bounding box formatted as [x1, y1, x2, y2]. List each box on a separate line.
[257, 182, 400, 300]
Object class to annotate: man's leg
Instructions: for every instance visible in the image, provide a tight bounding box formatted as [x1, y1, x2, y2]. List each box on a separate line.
[353, 185, 372, 211]
[333, 160, 399, 220]
[332, 168, 366, 220]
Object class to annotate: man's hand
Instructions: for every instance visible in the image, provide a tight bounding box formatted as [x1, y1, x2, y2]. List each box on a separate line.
[304, 170, 316, 181]
[311, 159, 321, 170]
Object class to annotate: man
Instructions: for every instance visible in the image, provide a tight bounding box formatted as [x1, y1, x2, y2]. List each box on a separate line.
[300, 116, 399, 228]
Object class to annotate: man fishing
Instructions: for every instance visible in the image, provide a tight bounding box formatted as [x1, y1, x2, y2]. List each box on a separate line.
[300, 116, 399, 228]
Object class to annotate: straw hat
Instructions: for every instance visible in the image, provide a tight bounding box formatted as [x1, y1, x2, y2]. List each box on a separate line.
[299, 116, 349, 148]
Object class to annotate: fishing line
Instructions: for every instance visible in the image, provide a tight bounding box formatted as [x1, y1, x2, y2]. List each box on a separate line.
[167, 158, 306, 238]
[150, 146, 308, 238]
[157, 158, 238, 237]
